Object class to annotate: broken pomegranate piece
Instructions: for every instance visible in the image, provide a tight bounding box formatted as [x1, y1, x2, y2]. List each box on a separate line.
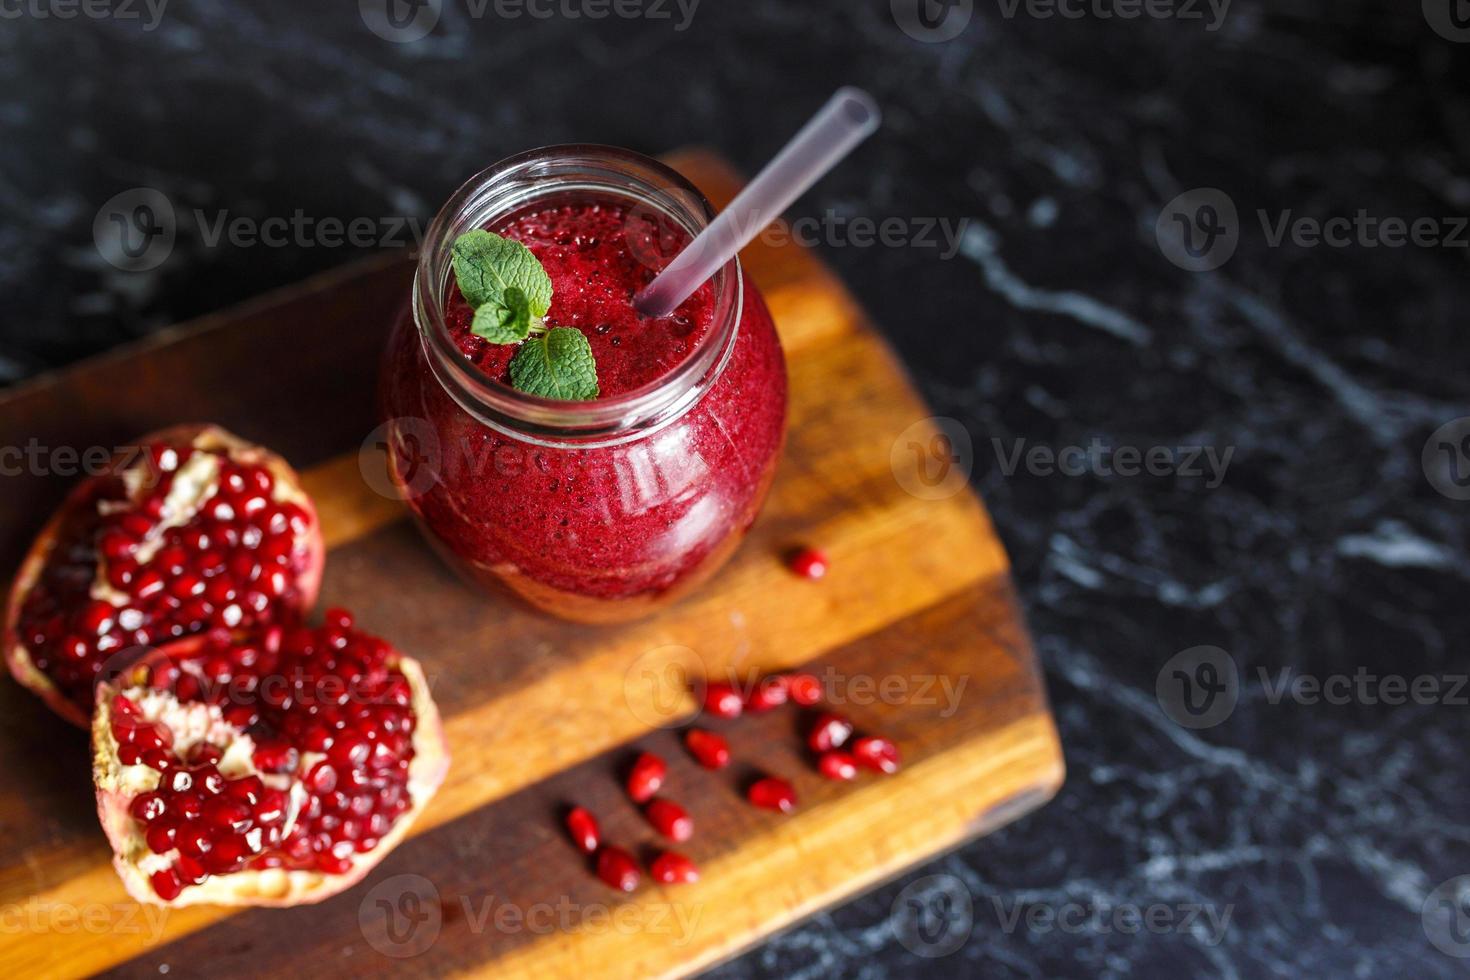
[91, 615, 448, 907]
[5, 425, 325, 725]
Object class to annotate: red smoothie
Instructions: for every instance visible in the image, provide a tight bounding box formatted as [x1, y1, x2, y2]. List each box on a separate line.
[380, 148, 788, 621]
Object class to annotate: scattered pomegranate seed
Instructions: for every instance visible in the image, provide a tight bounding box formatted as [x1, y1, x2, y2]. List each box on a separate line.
[818, 751, 859, 781]
[747, 776, 798, 814]
[650, 851, 700, 885]
[565, 807, 600, 854]
[702, 682, 743, 720]
[596, 846, 641, 893]
[787, 673, 823, 706]
[807, 713, 854, 753]
[788, 547, 828, 580]
[684, 729, 731, 770]
[644, 799, 694, 842]
[746, 674, 789, 712]
[626, 752, 666, 804]
[851, 736, 901, 774]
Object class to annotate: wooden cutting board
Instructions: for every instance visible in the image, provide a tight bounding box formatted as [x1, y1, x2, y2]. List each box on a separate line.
[0, 150, 1063, 979]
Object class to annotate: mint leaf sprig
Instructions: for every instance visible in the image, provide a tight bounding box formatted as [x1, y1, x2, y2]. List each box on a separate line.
[451, 229, 599, 401]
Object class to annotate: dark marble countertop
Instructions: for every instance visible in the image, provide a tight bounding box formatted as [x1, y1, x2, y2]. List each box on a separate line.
[4, 1, 1469, 976]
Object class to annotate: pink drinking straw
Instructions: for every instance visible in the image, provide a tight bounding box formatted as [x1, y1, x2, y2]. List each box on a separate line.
[634, 87, 882, 319]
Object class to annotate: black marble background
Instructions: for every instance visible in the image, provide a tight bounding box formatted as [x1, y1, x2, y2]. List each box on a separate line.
[4, 1, 1470, 977]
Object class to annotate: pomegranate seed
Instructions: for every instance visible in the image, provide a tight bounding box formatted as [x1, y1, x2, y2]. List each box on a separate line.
[162, 769, 194, 793]
[100, 532, 134, 563]
[136, 742, 169, 767]
[252, 738, 300, 774]
[109, 561, 140, 592]
[851, 736, 901, 774]
[301, 725, 333, 752]
[119, 513, 153, 538]
[223, 778, 260, 808]
[324, 607, 355, 629]
[205, 835, 249, 874]
[195, 765, 227, 795]
[701, 682, 743, 720]
[306, 761, 338, 793]
[788, 673, 823, 706]
[626, 752, 666, 804]
[129, 792, 167, 822]
[134, 569, 165, 600]
[176, 855, 206, 884]
[173, 794, 203, 821]
[202, 797, 251, 832]
[59, 635, 88, 661]
[565, 806, 600, 854]
[328, 732, 371, 769]
[145, 823, 178, 854]
[150, 868, 184, 901]
[649, 851, 699, 885]
[818, 751, 859, 781]
[168, 573, 205, 600]
[255, 789, 288, 825]
[808, 713, 854, 753]
[788, 547, 829, 580]
[149, 444, 180, 474]
[644, 799, 693, 842]
[747, 777, 798, 814]
[176, 825, 213, 858]
[596, 847, 641, 893]
[684, 729, 731, 770]
[746, 675, 789, 713]
[155, 545, 188, 575]
[79, 600, 116, 635]
[187, 743, 223, 766]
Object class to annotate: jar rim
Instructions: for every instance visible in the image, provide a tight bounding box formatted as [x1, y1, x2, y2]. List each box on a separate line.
[412, 144, 743, 447]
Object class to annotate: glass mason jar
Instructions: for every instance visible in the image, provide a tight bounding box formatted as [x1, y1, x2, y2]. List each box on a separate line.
[379, 146, 789, 623]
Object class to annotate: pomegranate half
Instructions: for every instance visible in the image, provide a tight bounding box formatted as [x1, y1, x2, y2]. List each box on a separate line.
[92, 613, 448, 907]
[5, 425, 325, 725]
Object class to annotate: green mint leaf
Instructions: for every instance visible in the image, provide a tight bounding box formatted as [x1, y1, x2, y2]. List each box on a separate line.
[470, 286, 532, 344]
[509, 327, 599, 401]
[451, 229, 553, 317]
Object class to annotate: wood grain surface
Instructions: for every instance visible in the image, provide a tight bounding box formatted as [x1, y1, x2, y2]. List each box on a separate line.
[0, 150, 1063, 980]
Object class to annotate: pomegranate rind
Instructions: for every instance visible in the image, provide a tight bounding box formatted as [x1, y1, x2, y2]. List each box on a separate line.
[92, 640, 448, 908]
[4, 424, 326, 727]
